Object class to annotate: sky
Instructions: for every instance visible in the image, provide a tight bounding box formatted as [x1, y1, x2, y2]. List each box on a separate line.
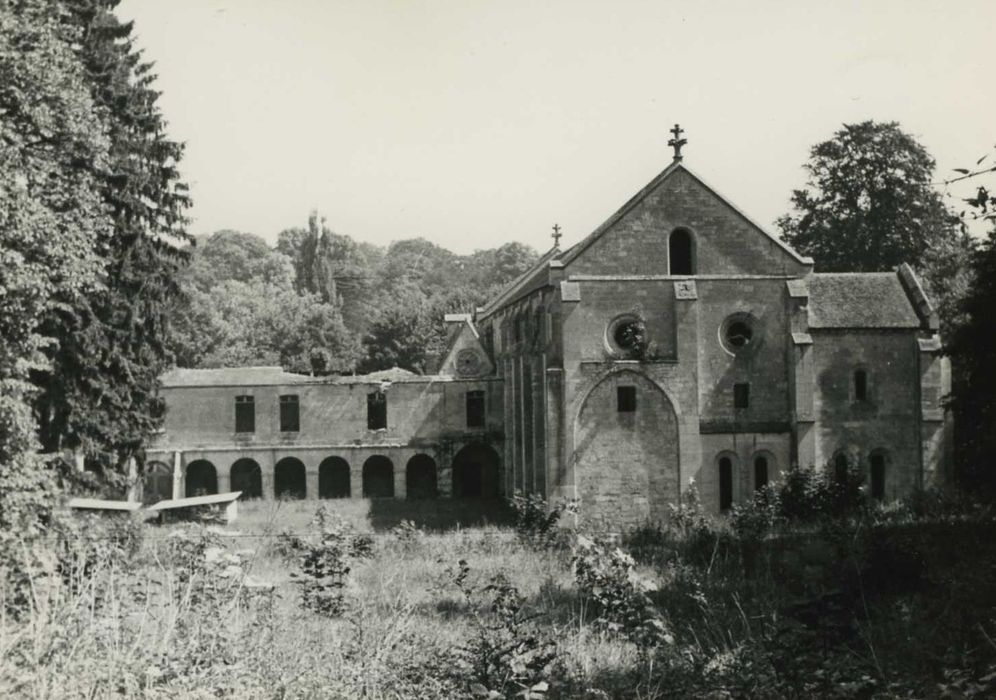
[118, 0, 995, 254]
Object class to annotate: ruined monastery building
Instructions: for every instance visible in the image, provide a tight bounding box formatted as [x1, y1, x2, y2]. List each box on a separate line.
[147, 142, 951, 526]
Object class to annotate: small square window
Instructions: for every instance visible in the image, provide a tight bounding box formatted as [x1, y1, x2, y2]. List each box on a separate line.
[279, 394, 300, 432]
[466, 390, 486, 428]
[617, 386, 637, 412]
[733, 383, 750, 409]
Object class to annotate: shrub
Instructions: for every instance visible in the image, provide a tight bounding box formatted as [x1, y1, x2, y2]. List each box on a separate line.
[453, 560, 561, 699]
[510, 492, 577, 548]
[289, 506, 368, 616]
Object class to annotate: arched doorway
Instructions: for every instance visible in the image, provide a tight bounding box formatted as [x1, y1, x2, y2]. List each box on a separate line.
[231, 458, 263, 499]
[143, 461, 172, 505]
[362, 455, 394, 498]
[185, 459, 218, 497]
[406, 454, 438, 499]
[275, 457, 306, 499]
[452, 443, 500, 498]
[574, 371, 679, 524]
[719, 456, 734, 512]
[319, 456, 351, 498]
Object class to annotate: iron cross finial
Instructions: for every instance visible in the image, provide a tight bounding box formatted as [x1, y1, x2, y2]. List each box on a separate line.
[668, 123, 687, 161]
[552, 223, 562, 247]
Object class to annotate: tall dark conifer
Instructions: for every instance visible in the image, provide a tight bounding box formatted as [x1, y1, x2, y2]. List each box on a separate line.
[33, 0, 191, 465]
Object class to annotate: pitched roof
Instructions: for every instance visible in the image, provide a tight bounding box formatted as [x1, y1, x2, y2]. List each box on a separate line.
[807, 272, 920, 329]
[558, 162, 813, 268]
[161, 366, 316, 388]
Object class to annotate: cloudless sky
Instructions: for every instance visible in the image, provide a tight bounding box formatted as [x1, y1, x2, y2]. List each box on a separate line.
[118, 0, 994, 254]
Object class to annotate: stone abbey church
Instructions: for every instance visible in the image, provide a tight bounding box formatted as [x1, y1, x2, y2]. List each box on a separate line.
[147, 138, 951, 525]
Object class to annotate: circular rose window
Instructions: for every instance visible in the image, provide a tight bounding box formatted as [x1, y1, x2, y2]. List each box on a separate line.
[720, 313, 759, 354]
[606, 315, 647, 359]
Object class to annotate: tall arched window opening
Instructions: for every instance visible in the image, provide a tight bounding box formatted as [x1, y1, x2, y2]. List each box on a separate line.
[719, 456, 733, 512]
[870, 452, 886, 501]
[754, 456, 769, 491]
[669, 229, 695, 275]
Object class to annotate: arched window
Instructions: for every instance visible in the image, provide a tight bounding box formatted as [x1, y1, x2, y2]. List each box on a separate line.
[754, 455, 769, 491]
[833, 453, 849, 487]
[854, 369, 868, 402]
[870, 452, 887, 501]
[719, 456, 733, 512]
[669, 229, 695, 275]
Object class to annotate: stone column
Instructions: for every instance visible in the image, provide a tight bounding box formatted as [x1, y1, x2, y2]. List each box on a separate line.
[217, 466, 231, 494]
[394, 457, 406, 499]
[126, 457, 139, 503]
[172, 451, 183, 500]
[306, 470, 320, 500]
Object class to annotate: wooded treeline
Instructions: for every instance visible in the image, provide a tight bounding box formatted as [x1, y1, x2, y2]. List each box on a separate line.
[170, 217, 539, 376]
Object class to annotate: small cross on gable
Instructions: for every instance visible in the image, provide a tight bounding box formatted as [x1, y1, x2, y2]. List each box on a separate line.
[552, 223, 562, 247]
[668, 123, 687, 161]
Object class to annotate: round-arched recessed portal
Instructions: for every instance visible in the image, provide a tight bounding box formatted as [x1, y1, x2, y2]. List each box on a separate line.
[274, 457, 307, 499]
[362, 455, 394, 498]
[452, 443, 501, 498]
[319, 456, 351, 498]
[406, 454, 438, 499]
[231, 458, 263, 499]
[143, 461, 172, 505]
[185, 459, 218, 497]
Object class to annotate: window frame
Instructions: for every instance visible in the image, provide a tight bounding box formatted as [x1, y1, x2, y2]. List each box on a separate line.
[367, 390, 388, 431]
[466, 390, 486, 428]
[234, 395, 255, 434]
[279, 394, 300, 433]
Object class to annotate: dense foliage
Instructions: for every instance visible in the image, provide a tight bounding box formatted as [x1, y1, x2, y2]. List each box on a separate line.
[173, 219, 539, 375]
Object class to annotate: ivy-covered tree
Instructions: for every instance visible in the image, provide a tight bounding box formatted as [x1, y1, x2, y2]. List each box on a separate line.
[0, 0, 111, 530]
[33, 0, 192, 467]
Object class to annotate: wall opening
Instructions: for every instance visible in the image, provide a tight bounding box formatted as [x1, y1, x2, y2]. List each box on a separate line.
[231, 458, 263, 499]
[834, 453, 849, 486]
[452, 443, 501, 498]
[719, 456, 733, 512]
[319, 456, 351, 498]
[363, 455, 394, 498]
[367, 391, 387, 430]
[275, 457, 306, 499]
[854, 369, 868, 402]
[617, 386, 637, 412]
[185, 459, 218, 497]
[754, 455, 769, 491]
[466, 390, 486, 428]
[235, 395, 255, 433]
[279, 394, 300, 432]
[669, 228, 695, 275]
[405, 454, 438, 499]
[143, 461, 172, 505]
[870, 452, 886, 500]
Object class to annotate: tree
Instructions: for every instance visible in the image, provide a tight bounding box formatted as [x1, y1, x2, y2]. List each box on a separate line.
[32, 0, 192, 467]
[185, 230, 293, 292]
[777, 121, 961, 273]
[0, 0, 111, 530]
[358, 282, 448, 375]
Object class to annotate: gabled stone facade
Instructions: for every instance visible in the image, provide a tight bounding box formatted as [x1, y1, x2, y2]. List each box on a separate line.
[149, 157, 951, 525]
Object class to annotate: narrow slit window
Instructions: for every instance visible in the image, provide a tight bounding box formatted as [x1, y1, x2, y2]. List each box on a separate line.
[367, 391, 387, 430]
[466, 390, 486, 428]
[235, 395, 255, 433]
[279, 394, 300, 432]
[617, 386, 637, 412]
[719, 457, 733, 511]
[870, 453, 886, 500]
[754, 456, 768, 491]
[734, 383, 750, 409]
[854, 369, 868, 401]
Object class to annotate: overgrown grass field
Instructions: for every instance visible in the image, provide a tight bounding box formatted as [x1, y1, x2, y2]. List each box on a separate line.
[3, 476, 996, 699]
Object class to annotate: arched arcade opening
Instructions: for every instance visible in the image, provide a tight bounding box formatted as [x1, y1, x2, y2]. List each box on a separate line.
[319, 456, 351, 498]
[363, 455, 394, 498]
[452, 443, 501, 498]
[185, 459, 218, 497]
[143, 461, 172, 505]
[275, 457, 306, 499]
[406, 454, 438, 499]
[231, 458, 263, 499]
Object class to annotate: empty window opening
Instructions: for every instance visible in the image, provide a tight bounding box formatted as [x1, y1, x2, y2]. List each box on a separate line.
[669, 229, 695, 275]
[726, 322, 753, 349]
[754, 456, 769, 491]
[466, 390, 486, 428]
[617, 386, 637, 412]
[870, 453, 886, 501]
[362, 455, 394, 498]
[834, 453, 849, 487]
[319, 456, 350, 498]
[274, 457, 306, 499]
[367, 391, 387, 430]
[719, 456, 733, 512]
[406, 454, 438, 499]
[734, 383, 750, 409]
[230, 458, 263, 499]
[854, 369, 868, 401]
[280, 394, 300, 432]
[235, 395, 255, 433]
